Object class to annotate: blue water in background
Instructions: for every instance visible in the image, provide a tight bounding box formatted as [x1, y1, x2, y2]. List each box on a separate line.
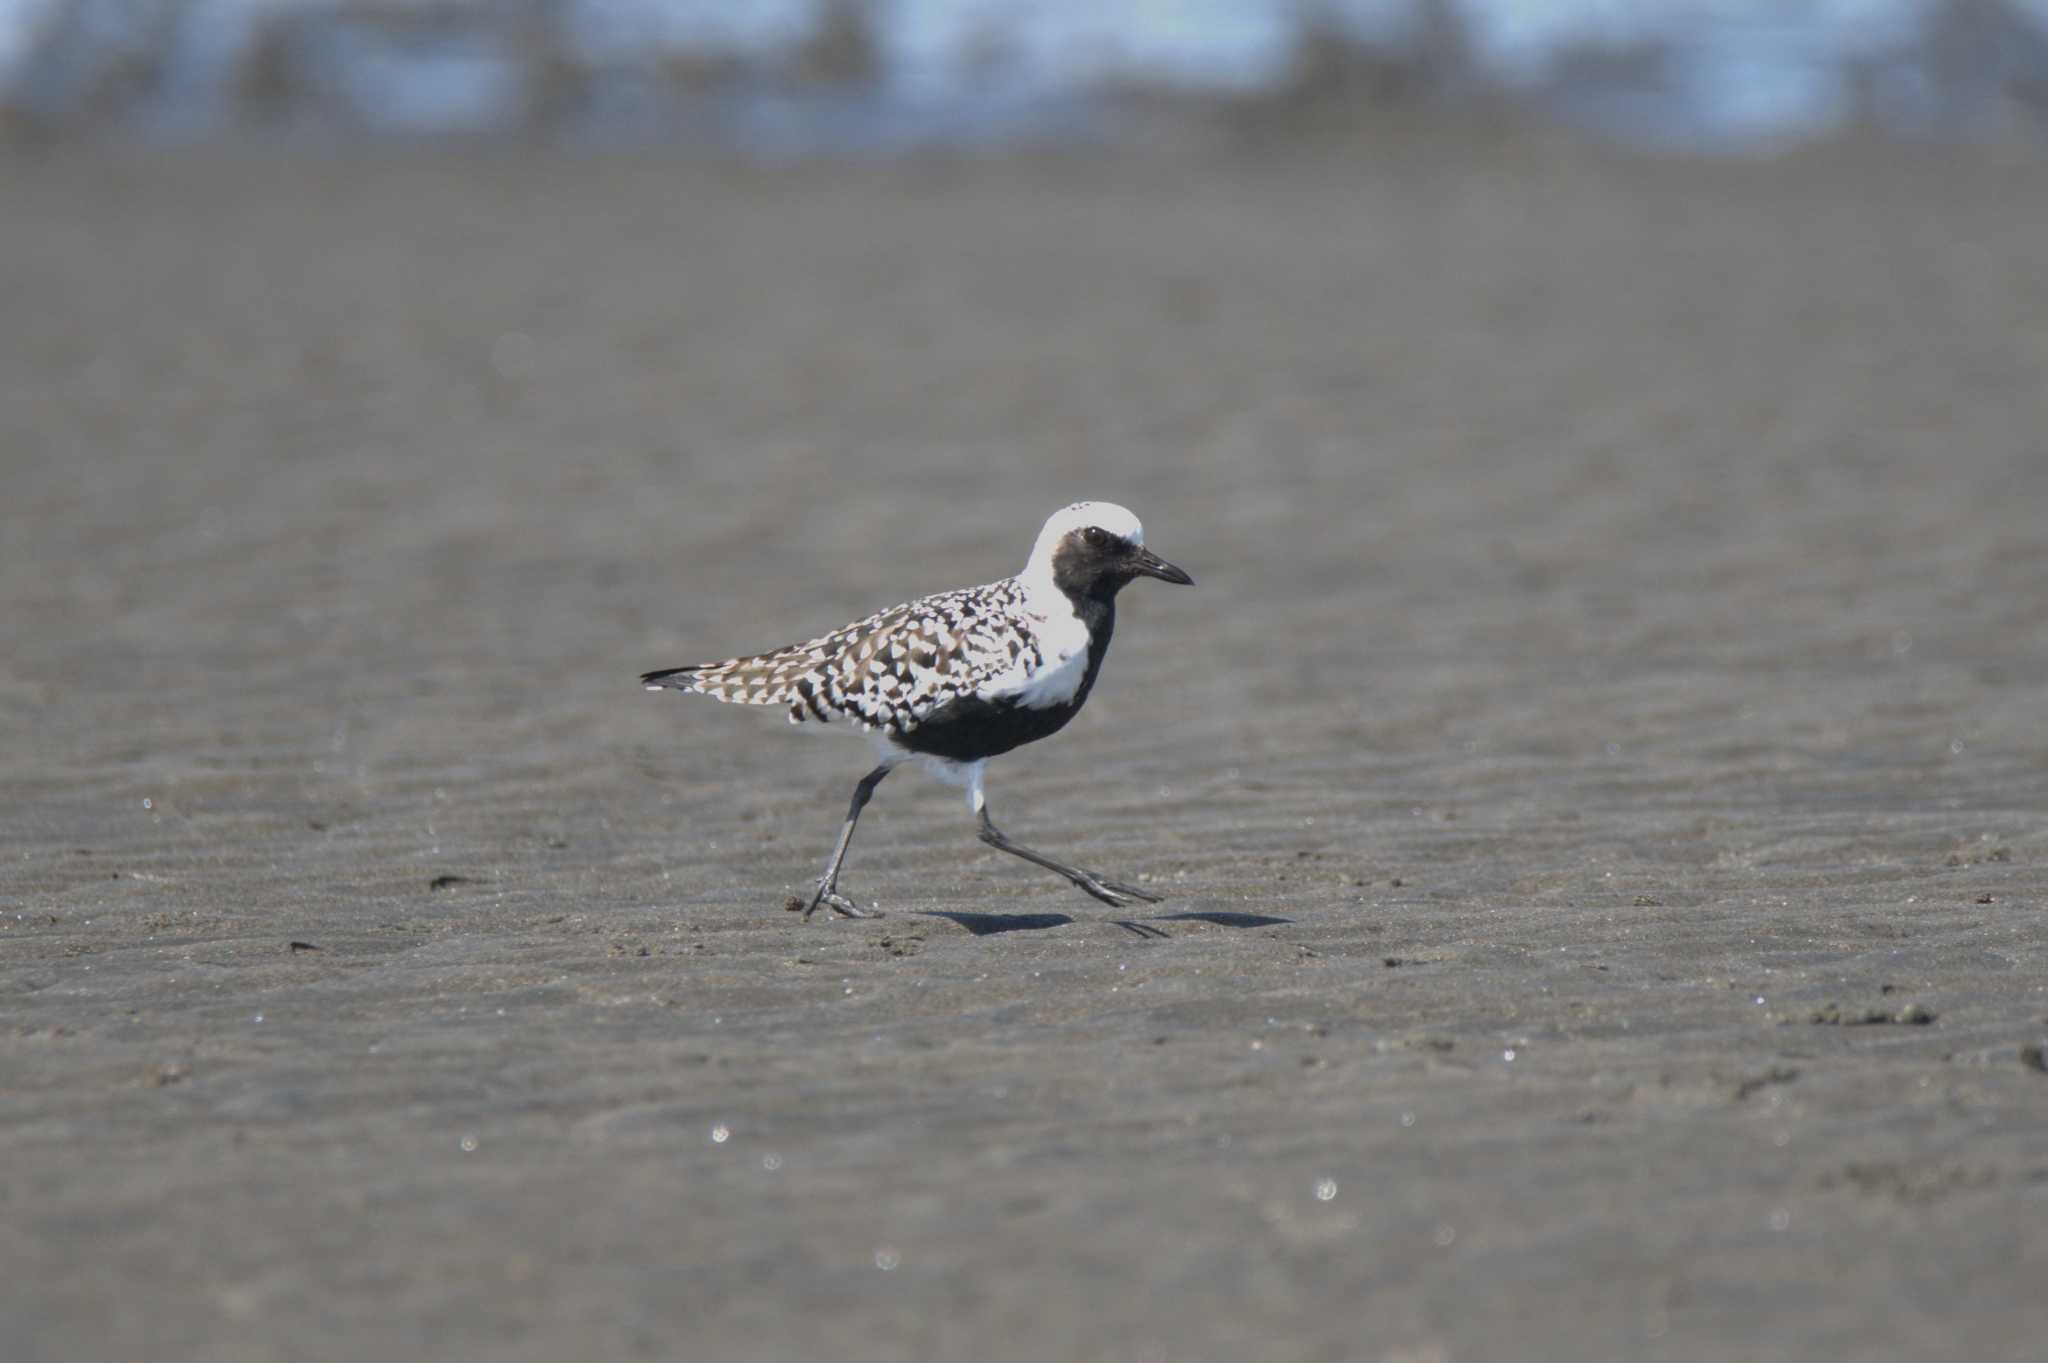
[3, 0, 2045, 152]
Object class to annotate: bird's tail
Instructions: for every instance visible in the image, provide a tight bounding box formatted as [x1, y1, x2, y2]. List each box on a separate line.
[639, 652, 818, 709]
[639, 665, 706, 691]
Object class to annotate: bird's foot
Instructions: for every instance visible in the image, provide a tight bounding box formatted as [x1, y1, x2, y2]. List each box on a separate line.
[791, 879, 879, 919]
[1070, 872, 1164, 908]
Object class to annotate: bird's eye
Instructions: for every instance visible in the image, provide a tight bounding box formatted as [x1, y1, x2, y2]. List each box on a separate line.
[1083, 526, 1115, 549]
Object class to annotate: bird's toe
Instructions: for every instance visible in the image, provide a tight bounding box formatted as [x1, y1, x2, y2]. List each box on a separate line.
[811, 888, 879, 919]
[1074, 872, 1162, 906]
[1070, 877, 1132, 908]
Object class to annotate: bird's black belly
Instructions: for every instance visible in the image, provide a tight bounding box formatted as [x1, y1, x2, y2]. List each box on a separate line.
[898, 598, 1114, 763]
[897, 694, 1086, 762]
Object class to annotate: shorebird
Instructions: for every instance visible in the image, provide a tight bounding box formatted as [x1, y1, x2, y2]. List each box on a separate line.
[641, 501, 1192, 918]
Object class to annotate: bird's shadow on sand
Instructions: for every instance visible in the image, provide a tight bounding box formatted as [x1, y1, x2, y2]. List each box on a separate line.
[919, 909, 1291, 938]
[1152, 911, 1292, 928]
[922, 911, 1075, 936]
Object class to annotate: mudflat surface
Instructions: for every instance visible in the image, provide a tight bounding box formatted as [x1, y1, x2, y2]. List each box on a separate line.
[5, 142, 2048, 1363]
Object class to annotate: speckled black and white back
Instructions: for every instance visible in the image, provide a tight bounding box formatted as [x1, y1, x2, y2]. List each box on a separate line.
[648, 577, 1049, 738]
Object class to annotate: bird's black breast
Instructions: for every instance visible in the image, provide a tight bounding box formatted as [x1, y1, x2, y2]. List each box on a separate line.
[897, 599, 1114, 763]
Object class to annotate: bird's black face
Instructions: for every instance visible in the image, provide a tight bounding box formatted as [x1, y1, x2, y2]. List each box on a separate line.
[1052, 525, 1194, 602]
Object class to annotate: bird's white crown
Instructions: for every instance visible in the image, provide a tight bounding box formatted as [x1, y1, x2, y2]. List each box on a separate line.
[1023, 500, 1145, 573]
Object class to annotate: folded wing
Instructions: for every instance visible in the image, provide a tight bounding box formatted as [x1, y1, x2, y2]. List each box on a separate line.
[641, 583, 1037, 735]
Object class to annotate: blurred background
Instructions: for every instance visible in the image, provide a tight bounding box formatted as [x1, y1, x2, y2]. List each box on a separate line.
[4, 0, 2047, 152]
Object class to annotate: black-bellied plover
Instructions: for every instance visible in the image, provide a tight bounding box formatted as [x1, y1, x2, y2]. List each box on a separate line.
[641, 501, 1192, 918]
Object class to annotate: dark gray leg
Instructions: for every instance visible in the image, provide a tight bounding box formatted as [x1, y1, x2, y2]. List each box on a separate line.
[799, 764, 893, 919]
[976, 806, 1163, 908]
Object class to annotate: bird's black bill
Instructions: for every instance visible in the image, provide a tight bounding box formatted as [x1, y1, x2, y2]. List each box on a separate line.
[1131, 548, 1193, 586]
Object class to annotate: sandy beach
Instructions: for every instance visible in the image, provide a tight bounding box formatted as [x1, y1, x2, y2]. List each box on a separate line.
[5, 140, 2048, 1362]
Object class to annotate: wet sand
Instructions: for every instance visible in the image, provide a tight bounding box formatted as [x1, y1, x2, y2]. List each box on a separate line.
[5, 142, 2048, 1362]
